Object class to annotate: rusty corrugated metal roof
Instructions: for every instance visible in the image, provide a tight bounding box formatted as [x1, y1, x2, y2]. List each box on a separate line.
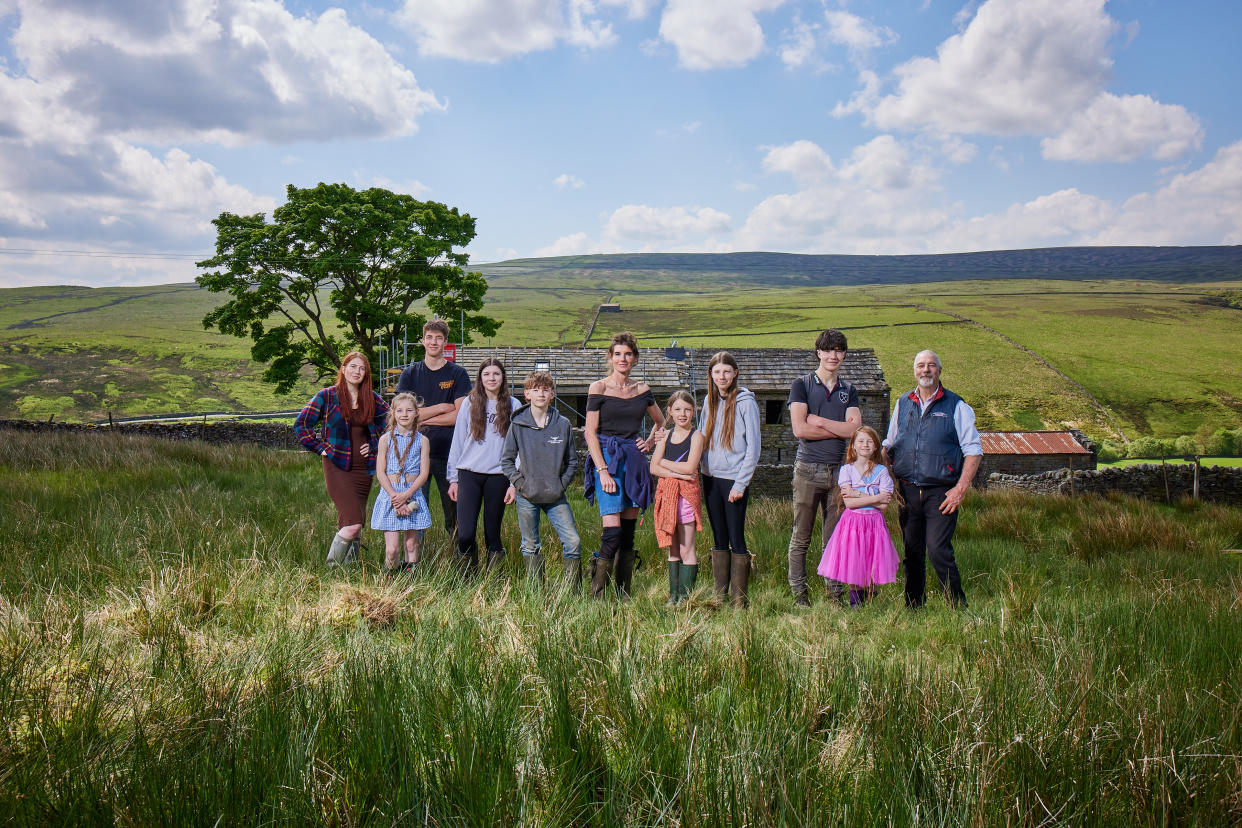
[980, 431, 1091, 455]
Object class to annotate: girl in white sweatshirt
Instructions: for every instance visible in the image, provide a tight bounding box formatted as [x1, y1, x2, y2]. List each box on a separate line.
[448, 358, 520, 576]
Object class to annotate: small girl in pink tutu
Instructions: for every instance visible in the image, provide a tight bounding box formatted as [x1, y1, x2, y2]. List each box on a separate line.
[818, 425, 900, 607]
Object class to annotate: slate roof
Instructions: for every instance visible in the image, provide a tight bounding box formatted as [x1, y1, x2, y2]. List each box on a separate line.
[447, 347, 888, 395]
[980, 431, 1091, 455]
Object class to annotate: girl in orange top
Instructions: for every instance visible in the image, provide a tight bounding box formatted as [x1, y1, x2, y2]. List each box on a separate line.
[651, 390, 706, 606]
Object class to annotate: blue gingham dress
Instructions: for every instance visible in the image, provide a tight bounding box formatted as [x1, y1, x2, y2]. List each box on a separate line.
[370, 431, 432, 531]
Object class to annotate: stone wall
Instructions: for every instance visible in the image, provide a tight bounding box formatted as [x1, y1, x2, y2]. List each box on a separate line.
[987, 463, 1242, 506]
[0, 419, 301, 450]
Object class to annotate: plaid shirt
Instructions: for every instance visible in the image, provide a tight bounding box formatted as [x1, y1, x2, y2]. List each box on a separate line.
[295, 387, 389, 473]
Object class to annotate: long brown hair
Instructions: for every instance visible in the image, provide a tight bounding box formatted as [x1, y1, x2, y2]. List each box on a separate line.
[468, 357, 513, 441]
[702, 351, 739, 452]
[335, 350, 375, 424]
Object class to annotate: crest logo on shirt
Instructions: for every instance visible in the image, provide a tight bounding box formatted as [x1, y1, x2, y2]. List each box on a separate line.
[838, 390, 849, 403]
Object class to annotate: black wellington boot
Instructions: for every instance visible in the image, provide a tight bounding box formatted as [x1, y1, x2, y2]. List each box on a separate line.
[710, 548, 730, 599]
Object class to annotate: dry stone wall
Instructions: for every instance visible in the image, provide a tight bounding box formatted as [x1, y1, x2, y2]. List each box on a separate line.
[0, 419, 301, 450]
[987, 464, 1242, 506]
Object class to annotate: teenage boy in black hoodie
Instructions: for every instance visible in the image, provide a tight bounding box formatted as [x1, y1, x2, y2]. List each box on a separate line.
[500, 371, 582, 591]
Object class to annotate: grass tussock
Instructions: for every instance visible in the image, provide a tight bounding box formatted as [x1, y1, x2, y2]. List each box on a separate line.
[1, 429, 1240, 825]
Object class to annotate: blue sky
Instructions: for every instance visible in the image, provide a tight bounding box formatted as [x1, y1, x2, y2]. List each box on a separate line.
[1, 0, 1241, 286]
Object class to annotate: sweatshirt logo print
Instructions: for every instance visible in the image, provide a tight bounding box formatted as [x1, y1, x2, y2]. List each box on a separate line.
[547, 436, 563, 445]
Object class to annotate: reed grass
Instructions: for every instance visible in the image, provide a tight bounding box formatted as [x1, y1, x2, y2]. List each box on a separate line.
[1, 430, 1239, 825]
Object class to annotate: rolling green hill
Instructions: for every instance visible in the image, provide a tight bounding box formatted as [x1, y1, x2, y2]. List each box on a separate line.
[2, 246, 1241, 440]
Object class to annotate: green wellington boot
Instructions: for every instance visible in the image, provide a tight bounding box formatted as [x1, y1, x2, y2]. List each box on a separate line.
[665, 560, 680, 606]
[678, 563, 699, 604]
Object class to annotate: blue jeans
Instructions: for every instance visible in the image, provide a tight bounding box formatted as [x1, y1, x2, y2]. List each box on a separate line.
[515, 494, 582, 560]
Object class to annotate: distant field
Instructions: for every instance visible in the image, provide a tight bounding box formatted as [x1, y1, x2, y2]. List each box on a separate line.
[2, 253, 1241, 441]
[1100, 457, 1242, 468]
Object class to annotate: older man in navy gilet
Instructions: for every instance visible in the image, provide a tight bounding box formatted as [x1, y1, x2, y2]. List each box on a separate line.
[883, 350, 982, 608]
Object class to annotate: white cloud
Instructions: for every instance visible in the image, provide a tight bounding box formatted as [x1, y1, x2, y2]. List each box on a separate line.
[0, 137, 274, 244]
[939, 135, 978, 165]
[398, 0, 638, 61]
[658, 0, 786, 70]
[1092, 140, 1242, 245]
[605, 204, 731, 242]
[833, 0, 1201, 165]
[535, 138, 1242, 261]
[598, 0, 658, 18]
[1041, 92, 1203, 162]
[534, 231, 601, 257]
[554, 173, 586, 189]
[823, 10, 896, 65]
[932, 188, 1114, 252]
[0, 0, 432, 286]
[356, 175, 433, 197]
[737, 135, 946, 252]
[865, 0, 1115, 135]
[534, 204, 733, 255]
[779, 15, 820, 70]
[10, 0, 441, 144]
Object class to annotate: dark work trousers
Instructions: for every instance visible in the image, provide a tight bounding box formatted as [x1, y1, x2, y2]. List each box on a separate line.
[455, 469, 510, 560]
[421, 454, 458, 541]
[898, 481, 967, 607]
[702, 474, 750, 556]
[787, 461, 845, 600]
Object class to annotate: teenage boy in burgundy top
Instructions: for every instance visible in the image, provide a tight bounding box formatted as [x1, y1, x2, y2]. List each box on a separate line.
[396, 319, 471, 540]
[786, 329, 861, 607]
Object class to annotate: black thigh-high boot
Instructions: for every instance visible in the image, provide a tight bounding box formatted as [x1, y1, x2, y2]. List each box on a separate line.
[614, 517, 639, 598]
[590, 526, 622, 599]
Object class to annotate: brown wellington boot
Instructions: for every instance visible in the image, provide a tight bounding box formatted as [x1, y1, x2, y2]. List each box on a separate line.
[711, 548, 730, 599]
[589, 556, 614, 599]
[729, 553, 752, 609]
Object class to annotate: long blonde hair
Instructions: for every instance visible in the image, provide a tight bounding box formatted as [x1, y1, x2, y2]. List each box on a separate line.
[702, 351, 739, 452]
[385, 392, 421, 470]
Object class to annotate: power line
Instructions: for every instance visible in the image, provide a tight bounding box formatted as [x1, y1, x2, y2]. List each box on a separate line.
[0, 247, 205, 261]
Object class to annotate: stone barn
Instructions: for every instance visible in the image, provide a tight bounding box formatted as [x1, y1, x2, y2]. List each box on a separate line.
[978, 430, 1096, 485]
[446, 346, 890, 497]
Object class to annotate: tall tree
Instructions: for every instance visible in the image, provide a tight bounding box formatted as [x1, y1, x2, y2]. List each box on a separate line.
[197, 182, 500, 393]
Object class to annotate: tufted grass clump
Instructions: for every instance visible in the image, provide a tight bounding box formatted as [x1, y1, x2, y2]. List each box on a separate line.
[1, 429, 1240, 825]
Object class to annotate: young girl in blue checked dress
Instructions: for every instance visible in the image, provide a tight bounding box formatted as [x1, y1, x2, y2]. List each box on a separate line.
[371, 392, 431, 574]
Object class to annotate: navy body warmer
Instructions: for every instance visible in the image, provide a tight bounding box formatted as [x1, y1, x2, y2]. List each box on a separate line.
[889, 388, 966, 487]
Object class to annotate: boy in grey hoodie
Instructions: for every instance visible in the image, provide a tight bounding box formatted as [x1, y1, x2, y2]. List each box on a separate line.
[500, 371, 582, 591]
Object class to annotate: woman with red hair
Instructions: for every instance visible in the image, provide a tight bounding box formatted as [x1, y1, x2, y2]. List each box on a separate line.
[295, 351, 390, 565]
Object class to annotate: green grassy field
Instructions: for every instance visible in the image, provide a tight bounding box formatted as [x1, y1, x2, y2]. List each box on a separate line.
[1100, 456, 1242, 468]
[1, 430, 1239, 824]
[3, 264, 1241, 442]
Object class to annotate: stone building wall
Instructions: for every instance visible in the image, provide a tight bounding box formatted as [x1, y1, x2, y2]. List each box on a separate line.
[977, 453, 1090, 481]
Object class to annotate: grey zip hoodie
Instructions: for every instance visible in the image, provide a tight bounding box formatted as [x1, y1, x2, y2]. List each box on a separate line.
[500, 403, 578, 504]
[698, 387, 762, 496]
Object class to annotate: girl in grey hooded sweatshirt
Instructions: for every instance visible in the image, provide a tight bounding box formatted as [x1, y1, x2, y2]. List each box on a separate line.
[698, 351, 762, 606]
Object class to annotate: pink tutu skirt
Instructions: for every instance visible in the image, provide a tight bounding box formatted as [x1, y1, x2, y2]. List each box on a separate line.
[817, 508, 899, 588]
